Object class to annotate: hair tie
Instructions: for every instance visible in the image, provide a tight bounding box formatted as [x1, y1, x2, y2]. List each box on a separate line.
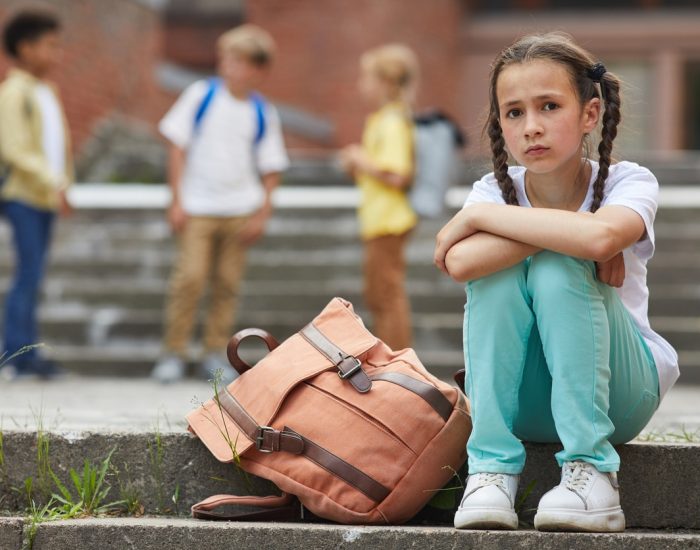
[587, 62, 606, 83]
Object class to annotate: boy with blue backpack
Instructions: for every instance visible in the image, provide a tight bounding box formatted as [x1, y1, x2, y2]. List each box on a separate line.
[152, 24, 289, 383]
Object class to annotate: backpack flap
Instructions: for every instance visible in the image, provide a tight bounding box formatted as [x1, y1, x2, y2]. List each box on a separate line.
[187, 297, 378, 463]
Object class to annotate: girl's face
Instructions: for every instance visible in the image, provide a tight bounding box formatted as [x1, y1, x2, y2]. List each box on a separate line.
[358, 67, 392, 107]
[496, 59, 600, 176]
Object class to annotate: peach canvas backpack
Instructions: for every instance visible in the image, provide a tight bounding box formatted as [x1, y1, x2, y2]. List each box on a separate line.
[187, 297, 471, 524]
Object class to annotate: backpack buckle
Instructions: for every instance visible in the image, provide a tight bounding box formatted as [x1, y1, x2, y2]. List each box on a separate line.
[337, 357, 362, 380]
[255, 426, 276, 453]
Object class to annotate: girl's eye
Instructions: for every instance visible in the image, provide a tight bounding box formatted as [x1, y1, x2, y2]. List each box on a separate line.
[543, 102, 559, 112]
[506, 109, 522, 119]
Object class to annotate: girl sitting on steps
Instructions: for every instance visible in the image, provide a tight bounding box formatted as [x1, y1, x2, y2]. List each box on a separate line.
[434, 32, 679, 533]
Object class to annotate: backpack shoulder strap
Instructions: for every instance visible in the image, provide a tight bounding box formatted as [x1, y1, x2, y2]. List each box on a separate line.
[250, 91, 267, 146]
[193, 77, 221, 133]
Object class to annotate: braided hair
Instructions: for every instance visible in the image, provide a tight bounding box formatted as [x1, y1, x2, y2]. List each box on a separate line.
[485, 33, 621, 212]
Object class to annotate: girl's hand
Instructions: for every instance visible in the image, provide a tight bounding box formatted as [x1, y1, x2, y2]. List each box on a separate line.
[434, 207, 479, 274]
[596, 251, 625, 287]
[339, 144, 365, 172]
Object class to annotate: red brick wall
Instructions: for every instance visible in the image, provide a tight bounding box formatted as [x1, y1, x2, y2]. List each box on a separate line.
[0, 0, 471, 156]
[0, 0, 173, 153]
[247, 0, 467, 148]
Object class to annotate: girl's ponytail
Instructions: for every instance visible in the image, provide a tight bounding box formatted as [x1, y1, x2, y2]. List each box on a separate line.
[488, 113, 518, 206]
[591, 71, 621, 213]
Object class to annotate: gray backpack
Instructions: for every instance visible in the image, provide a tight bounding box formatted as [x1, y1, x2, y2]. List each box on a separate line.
[410, 111, 465, 219]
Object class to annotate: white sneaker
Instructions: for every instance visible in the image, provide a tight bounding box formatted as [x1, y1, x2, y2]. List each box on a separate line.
[454, 472, 519, 530]
[151, 354, 186, 384]
[198, 352, 239, 386]
[534, 460, 625, 532]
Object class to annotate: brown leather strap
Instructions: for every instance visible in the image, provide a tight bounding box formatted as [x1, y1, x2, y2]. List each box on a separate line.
[216, 391, 388, 502]
[227, 328, 280, 375]
[217, 389, 304, 454]
[192, 492, 301, 521]
[285, 427, 390, 503]
[371, 372, 453, 422]
[300, 323, 372, 393]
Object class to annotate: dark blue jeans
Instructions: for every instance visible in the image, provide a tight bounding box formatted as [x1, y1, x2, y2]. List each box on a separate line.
[2, 200, 55, 368]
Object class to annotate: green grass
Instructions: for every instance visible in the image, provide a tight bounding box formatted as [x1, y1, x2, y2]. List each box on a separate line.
[111, 462, 144, 516]
[49, 447, 125, 518]
[0, 344, 44, 370]
[147, 420, 167, 513]
[636, 424, 700, 443]
[22, 497, 60, 550]
[192, 368, 253, 492]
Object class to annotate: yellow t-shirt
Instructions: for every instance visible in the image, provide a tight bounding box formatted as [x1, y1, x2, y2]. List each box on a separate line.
[356, 102, 417, 240]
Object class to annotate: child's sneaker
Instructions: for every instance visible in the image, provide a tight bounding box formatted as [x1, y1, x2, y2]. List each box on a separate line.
[534, 460, 625, 532]
[454, 472, 519, 530]
[197, 352, 239, 385]
[151, 355, 186, 383]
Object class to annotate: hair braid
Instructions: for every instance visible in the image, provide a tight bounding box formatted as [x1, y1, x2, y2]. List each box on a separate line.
[488, 114, 518, 205]
[591, 73, 621, 212]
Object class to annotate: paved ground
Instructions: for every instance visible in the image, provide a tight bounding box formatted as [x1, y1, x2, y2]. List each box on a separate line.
[0, 376, 698, 441]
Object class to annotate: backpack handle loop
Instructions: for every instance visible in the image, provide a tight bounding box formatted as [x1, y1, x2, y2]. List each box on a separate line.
[227, 328, 280, 375]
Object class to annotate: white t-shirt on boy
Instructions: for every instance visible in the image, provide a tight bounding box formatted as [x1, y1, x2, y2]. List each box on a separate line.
[465, 160, 679, 400]
[159, 79, 289, 217]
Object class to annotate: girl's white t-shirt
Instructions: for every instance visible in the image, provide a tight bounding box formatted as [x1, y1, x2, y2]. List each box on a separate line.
[465, 160, 679, 400]
[159, 80, 289, 217]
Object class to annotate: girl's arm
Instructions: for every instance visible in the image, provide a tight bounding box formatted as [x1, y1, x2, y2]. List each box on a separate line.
[436, 203, 645, 276]
[341, 145, 411, 189]
[445, 232, 540, 282]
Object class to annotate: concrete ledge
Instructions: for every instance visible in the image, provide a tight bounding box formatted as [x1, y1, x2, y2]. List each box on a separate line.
[23, 518, 700, 550]
[1, 432, 698, 529]
[0, 517, 23, 550]
[66, 184, 700, 210]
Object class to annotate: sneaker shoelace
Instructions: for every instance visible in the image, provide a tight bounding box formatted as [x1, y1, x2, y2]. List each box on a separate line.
[562, 461, 595, 493]
[474, 472, 508, 491]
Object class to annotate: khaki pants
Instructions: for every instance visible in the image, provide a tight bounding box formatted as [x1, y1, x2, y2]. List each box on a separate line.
[363, 232, 412, 350]
[164, 216, 248, 356]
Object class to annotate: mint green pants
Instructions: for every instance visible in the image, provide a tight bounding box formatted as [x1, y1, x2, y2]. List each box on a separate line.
[464, 251, 659, 474]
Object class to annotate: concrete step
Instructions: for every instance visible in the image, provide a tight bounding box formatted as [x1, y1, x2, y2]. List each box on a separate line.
[7, 307, 697, 353]
[0, 431, 698, 530]
[1, 518, 698, 550]
[36, 344, 465, 381]
[0, 252, 699, 285]
[21, 342, 700, 383]
[0, 278, 695, 317]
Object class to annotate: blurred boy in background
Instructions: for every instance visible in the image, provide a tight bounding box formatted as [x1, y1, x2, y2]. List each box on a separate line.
[0, 8, 73, 379]
[152, 24, 288, 384]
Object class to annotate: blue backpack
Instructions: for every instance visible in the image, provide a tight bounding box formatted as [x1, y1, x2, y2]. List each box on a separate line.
[193, 77, 267, 146]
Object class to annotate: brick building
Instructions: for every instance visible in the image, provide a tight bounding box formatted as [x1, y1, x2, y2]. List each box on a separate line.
[1, 0, 700, 180]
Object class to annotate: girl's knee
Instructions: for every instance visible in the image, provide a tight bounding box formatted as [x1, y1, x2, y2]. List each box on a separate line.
[609, 388, 659, 444]
[468, 261, 527, 296]
[527, 251, 595, 293]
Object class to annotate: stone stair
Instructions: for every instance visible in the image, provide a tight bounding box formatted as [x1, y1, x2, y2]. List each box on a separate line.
[0, 188, 698, 382]
[0, 431, 698, 548]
